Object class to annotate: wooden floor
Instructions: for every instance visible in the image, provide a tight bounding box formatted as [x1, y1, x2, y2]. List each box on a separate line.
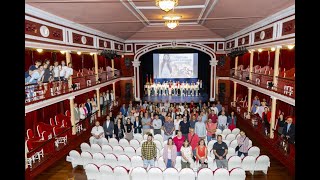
[34, 132, 295, 180]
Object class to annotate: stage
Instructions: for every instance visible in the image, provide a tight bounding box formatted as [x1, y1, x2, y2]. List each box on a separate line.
[143, 93, 208, 103]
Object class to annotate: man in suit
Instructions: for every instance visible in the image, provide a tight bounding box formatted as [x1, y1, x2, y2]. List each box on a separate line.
[120, 104, 127, 117]
[74, 103, 80, 124]
[103, 115, 114, 139]
[85, 98, 93, 119]
[281, 117, 295, 143]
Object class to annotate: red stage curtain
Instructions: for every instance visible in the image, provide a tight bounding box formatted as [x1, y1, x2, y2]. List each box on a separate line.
[25, 50, 33, 71]
[276, 100, 295, 121]
[230, 81, 234, 99]
[83, 54, 94, 69]
[279, 49, 295, 70]
[25, 111, 38, 133]
[115, 81, 121, 97]
[98, 55, 107, 69]
[236, 83, 248, 99]
[71, 53, 82, 71]
[238, 53, 250, 68]
[230, 57, 235, 68]
[253, 52, 259, 66]
[114, 57, 121, 70]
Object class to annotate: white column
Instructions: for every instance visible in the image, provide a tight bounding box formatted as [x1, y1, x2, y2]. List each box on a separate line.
[249, 51, 254, 80]
[273, 47, 281, 88]
[66, 51, 72, 87]
[234, 56, 238, 76]
[209, 59, 218, 101]
[69, 96, 76, 135]
[270, 96, 277, 139]
[113, 82, 116, 94]
[247, 87, 252, 113]
[233, 81, 237, 102]
[96, 88, 101, 117]
[111, 59, 115, 76]
[94, 53, 99, 81]
[132, 61, 141, 101]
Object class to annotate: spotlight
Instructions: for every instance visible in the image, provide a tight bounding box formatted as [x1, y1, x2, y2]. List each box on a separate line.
[36, 49, 43, 53]
[71, 84, 77, 90]
[60, 51, 66, 54]
[271, 47, 276, 51]
[287, 45, 295, 50]
[77, 51, 81, 55]
[121, 55, 124, 58]
[258, 49, 263, 53]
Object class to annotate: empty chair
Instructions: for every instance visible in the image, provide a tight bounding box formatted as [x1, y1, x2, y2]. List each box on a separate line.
[197, 168, 213, 180]
[117, 154, 131, 170]
[114, 166, 130, 180]
[148, 167, 163, 180]
[119, 139, 130, 147]
[207, 140, 217, 151]
[255, 155, 270, 174]
[100, 137, 109, 145]
[241, 156, 255, 175]
[134, 133, 143, 142]
[26, 129, 41, 141]
[113, 145, 124, 155]
[163, 168, 179, 180]
[222, 140, 230, 147]
[175, 156, 182, 170]
[143, 134, 148, 140]
[89, 136, 95, 145]
[220, 134, 226, 140]
[154, 140, 163, 150]
[130, 139, 140, 149]
[157, 156, 167, 171]
[209, 149, 216, 159]
[215, 129, 222, 135]
[229, 167, 246, 180]
[228, 156, 242, 170]
[68, 150, 82, 168]
[226, 147, 236, 159]
[136, 147, 142, 156]
[92, 152, 105, 167]
[102, 144, 113, 156]
[91, 144, 102, 154]
[248, 140, 252, 148]
[131, 155, 143, 167]
[140, 140, 147, 145]
[225, 134, 236, 142]
[131, 167, 148, 180]
[248, 146, 260, 158]
[231, 128, 240, 135]
[154, 134, 164, 144]
[84, 163, 99, 180]
[229, 140, 238, 149]
[80, 142, 91, 153]
[105, 153, 118, 168]
[235, 134, 241, 140]
[124, 146, 136, 157]
[109, 138, 119, 146]
[179, 168, 195, 180]
[160, 148, 164, 156]
[207, 156, 217, 171]
[81, 151, 93, 166]
[163, 140, 168, 146]
[99, 164, 114, 180]
[222, 129, 231, 136]
[213, 168, 229, 180]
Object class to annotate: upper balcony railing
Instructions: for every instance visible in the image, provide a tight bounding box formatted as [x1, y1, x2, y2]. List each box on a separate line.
[25, 69, 120, 105]
[230, 69, 295, 98]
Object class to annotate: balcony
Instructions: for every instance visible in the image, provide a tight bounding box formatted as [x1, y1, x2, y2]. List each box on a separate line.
[25, 69, 120, 105]
[230, 69, 295, 99]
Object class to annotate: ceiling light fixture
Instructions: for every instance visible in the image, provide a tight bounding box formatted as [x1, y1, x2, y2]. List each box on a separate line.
[77, 51, 81, 55]
[258, 49, 263, 52]
[60, 51, 66, 54]
[156, 0, 178, 12]
[36, 49, 43, 53]
[287, 44, 295, 50]
[163, 15, 181, 29]
[271, 47, 276, 51]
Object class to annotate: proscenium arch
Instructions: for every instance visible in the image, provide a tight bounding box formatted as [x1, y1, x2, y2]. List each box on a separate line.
[134, 42, 217, 62]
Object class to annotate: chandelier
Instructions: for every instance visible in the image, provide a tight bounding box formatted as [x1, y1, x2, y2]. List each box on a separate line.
[156, 0, 178, 12]
[163, 15, 181, 29]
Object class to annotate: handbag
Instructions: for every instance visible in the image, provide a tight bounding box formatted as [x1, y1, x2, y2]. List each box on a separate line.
[235, 137, 247, 152]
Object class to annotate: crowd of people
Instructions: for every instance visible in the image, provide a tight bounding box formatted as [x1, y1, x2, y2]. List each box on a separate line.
[90, 100, 251, 170]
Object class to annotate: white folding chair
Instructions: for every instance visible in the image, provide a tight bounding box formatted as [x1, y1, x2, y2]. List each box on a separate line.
[215, 129, 222, 135]
[89, 136, 95, 145]
[222, 129, 231, 136]
[154, 134, 164, 144]
[133, 133, 143, 142]
[174, 156, 182, 171]
[81, 151, 93, 166]
[235, 134, 241, 140]
[222, 140, 230, 147]
[228, 155, 242, 170]
[226, 147, 236, 159]
[117, 154, 131, 170]
[68, 150, 81, 168]
[119, 139, 130, 147]
[109, 138, 119, 146]
[163, 168, 179, 180]
[130, 139, 140, 149]
[248, 146, 260, 158]
[179, 168, 195, 180]
[92, 152, 105, 167]
[207, 140, 217, 152]
[229, 167, 246, 180]
[113, 145, 124, 155]
[209, 149, 216, 159]
[241, 155, 255, 175]
[154, 140, 163, 150]
[225, 134, 236, 142]
[91, 144, 102, 154]
[99, 165, 114, 180]
[148, 167, 163, 180]
[143, 134, 148, 140]
[105, 153, 118, 168]
[84, 163, 99, 180]
[207, 156, 217, 171]
[136, 147, 142, 156]
[102, 144, 113, 156]
[157, 156, 167, 171]
[124, 146, 136, 157]
[255, 155, 270, 174]
[131, 167, 148, 180]
[229, 140, 238, 149]
[231, 128, 240, 135]
[81, 142, 91, 153]
[213, 168, 229, 180]
[248, 140, 252, 148]
[131, 155, 143, 167]
[114, 166, 130, 180]
[197, 168, 213, 180]
[100, 137, 109, 145]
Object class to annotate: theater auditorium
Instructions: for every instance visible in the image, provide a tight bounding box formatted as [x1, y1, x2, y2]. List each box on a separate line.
[25, 0, 295, 179]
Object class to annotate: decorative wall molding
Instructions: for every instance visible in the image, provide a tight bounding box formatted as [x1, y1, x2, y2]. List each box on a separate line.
[125, 44, 133, 53]
[25, 76, 134, 113]
[125, 38, 226, 44]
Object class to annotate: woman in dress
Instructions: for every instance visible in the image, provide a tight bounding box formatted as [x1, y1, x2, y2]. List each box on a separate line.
[196, 139, 208, 168]
[124, 117, 134, 141]
[163, 137, 177, 168]
[114, 118, 124, 140]
[180, 139, 194, 169]
[227, 111, 237, 131]
[277, 112, 286, 135]
[133, 116, 142, 134]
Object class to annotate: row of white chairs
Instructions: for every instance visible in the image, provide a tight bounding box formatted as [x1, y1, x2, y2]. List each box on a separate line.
[84, 165, 246, 180]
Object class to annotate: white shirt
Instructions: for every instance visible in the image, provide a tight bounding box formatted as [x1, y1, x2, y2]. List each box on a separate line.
[168, 148, 172, 159]
[53, 66, 60, 77]
[91, 126, 105, 138]
[29, 71, 40, 83]
[106, 93, 110, 101]
[106, 121, 110, 128]
[64, 67, 73, 79]
[152, 119, 162, 130]
[211, 107, 219, 114]
[110, 93, 115, 101]
[60, 65, 68, 77]
[174, 119, 182, 130]
[218, 115, 228, 126]
[179, 105, 185, 113]
[79, 107, 86, 119]
[180, 146, 193, 162]
[255, 105, 265, 118]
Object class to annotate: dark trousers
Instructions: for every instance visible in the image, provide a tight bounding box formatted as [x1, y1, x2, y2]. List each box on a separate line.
[182, 133, 188, 140]
[154, 129, 161, 135]
[238, 151, 248, 157]
[105, 134, 112, 140]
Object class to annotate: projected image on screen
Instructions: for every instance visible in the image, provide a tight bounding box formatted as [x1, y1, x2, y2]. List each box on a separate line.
[153, 53, 198, 79]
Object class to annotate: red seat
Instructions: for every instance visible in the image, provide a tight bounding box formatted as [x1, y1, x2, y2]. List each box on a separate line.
[26, 129, 41, 141]
[37, 122, 53, 140]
